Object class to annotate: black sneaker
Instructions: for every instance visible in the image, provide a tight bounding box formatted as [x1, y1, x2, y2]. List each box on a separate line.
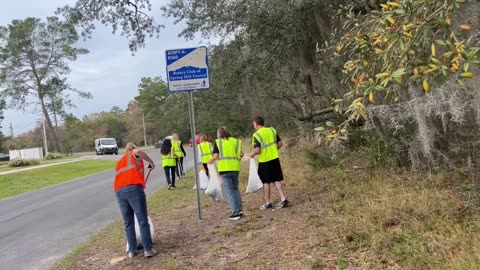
[276, 199, 290, 209]
[239, 211, 244, 216]
[259, 203, 274, 210]
[229, 214, 241, 221]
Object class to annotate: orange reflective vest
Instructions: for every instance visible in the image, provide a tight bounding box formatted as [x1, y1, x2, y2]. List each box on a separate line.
[114, 151, 145, 191]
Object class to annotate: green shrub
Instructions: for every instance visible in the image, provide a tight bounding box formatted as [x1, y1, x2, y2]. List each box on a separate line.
[304, 148, 340, 169]
[45, 152, 64, 160]
[8, 159, 40, 167]
[347, 129, 408, 168]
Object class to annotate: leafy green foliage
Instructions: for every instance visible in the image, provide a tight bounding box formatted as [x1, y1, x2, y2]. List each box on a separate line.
[334, 0, 479, 110]
[63, 108, 127, 152]
[8, 159, 40, 167]
[3, 138, 27, 151]
[0, 17, 91, 152]
[57, 0, 163, 52]
[134, 77, 186, 140]
[45, 152, 64, 160]
[135, 73, 253, 141]
[162, 0, 345, 124]
[304, 148, 339, 169]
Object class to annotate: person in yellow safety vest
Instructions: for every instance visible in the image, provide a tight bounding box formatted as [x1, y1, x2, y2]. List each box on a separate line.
[208, 127, 244, 221]
[197, 134, 213, 177]
[249, 116, 289, 210]
[171, 133, 186, 178]
[160, 139, 177, 190]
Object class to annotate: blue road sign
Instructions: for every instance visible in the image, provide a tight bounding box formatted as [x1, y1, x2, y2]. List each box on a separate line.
[165, 46, 210, 92]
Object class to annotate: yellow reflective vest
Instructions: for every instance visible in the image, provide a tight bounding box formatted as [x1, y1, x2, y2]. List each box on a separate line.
[162, 153, 176, 167]
[215, 138, 241, 172]
[172, 140, 184, 158]
[252, 127, 279, 163]
[198, 142, 213, 164]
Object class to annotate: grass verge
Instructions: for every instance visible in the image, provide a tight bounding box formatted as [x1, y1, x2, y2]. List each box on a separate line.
[51, 140, 480, 270]
[0, 155, 85, 173]
[0, 160, 116, 199]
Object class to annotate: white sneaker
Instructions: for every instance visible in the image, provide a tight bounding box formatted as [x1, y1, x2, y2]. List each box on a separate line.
[229, 214, 241, 221]
[144, 248, 157, 258]
[259, 203, 274, 210]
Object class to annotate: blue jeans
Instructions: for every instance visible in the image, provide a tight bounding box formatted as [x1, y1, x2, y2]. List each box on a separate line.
[116, 184, 153, 253]
[221, 172, 243, 215]
[164, 166, 176, 186]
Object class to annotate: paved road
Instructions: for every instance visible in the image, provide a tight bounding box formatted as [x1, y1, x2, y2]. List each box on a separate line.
[0, 148, 195, 270]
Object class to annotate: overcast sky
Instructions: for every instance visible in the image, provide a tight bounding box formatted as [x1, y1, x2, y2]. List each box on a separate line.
[0, 0, 203, 135]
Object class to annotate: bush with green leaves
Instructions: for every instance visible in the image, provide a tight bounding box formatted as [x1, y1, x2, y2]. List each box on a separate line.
[45, 152, 64, 160]
[8, 159, 40, 167]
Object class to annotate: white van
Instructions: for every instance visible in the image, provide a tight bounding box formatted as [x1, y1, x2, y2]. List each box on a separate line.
[95, 138, 118, 155]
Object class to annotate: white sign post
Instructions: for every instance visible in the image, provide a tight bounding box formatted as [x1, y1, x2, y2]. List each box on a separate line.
[165, 46, 210, 220]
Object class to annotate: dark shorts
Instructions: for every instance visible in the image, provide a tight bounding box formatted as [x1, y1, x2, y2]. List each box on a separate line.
[258, 158, 284, 184]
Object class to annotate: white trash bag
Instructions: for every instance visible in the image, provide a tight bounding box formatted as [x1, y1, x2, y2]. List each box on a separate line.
[246, 158, 264, 193]
[205, 164, 224, 202]
[199, 170, 210, 189]
[125, 215, 155, 252]
[193, 170, 210, 190]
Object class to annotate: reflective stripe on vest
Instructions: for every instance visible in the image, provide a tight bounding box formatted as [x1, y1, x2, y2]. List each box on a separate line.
[173, 141, 184, 157]
[216, 138, 241, 172]
[198, 142, 213, 164]
[116, 152, 144, 175]
[253, 127, 279, 163]
[114, 151, 145, 191]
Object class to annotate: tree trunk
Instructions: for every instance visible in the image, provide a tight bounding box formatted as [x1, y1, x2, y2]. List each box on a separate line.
[40, 98, 61, 152]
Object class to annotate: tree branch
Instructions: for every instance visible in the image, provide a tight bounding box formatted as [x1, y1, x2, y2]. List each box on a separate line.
[298, 107, 335, 121]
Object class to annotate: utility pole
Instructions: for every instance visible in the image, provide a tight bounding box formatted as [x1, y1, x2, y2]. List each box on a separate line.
[142, 110, 147, 147]
[9, 122, 14, 138]
[42, 117, 48, 155]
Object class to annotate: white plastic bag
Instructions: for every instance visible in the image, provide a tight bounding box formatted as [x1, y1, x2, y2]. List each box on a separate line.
[199, 170, 210, 189]
[125, 215, 155, 252]
[205, 164, 224, 202]
[246, 158, 264, 193]
[193, 170, 210, 190]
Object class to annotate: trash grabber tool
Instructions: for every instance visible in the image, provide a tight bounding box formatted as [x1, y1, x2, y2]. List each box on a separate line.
[144, 164, 153, 184]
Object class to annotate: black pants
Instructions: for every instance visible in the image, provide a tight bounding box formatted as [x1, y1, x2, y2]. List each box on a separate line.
[164, 166, 176, 187]
[175, 157, 184, 177]
[202, 163, 209, 177]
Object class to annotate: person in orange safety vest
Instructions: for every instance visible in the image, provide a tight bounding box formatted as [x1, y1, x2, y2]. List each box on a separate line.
[114, 142, 157, 258]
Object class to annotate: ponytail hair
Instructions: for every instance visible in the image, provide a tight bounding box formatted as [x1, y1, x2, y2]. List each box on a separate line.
[125, 142, 136, 151]
[217, 126, 231, 139]
[161, 139, 172, 155]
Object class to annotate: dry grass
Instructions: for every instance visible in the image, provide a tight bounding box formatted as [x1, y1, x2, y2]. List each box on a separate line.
[317, 166, 480, 270]
[51, 138, 480, 270]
